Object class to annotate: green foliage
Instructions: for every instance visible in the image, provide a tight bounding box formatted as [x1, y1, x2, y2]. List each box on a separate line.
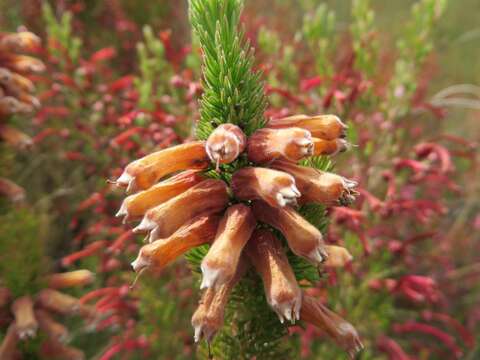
[42, 3, 82, 66]
[351, 0, 378, 76]
[0, 207, 50, 297]
[189, 0, 267, 140]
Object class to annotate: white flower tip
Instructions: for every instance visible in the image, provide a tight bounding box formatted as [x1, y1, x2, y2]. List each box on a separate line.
[116, 171, 133, 186]
[200, 263, 221, 290]
[131, 254, 150, 273]
[133, 216, 156, 233]
[194, 324, 203, 343]
[308, 245, 328, 264]
[115, 203, 128, 218]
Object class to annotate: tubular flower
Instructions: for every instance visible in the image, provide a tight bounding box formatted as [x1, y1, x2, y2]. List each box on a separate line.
[206, 123, 247, 169]
[11, 296, 38, 339]
[247, 127, 314, 163]
[114, 141, 209, 192]
[267, 114, 347, 140]
[271, 160, 358, 206]
[35, 309, 69, 342]
[301, 295, 364, 359]
[231, 167, 300, 207]
[246, 229, 301, 323]
[117, 113, 357, 349]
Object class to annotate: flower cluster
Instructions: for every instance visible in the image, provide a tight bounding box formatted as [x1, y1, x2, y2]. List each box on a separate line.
[114, 114, 363, 357]
[0, 270, 95, 359]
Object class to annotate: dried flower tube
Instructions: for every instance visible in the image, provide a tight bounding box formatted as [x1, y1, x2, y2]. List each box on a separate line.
[133, 179, 229, 241]
[0, 96, 33, 116]
[116, 170, 204, 222]
[246, 229, 301, 323]
[247, 127, 314, 163]
[313, 138, 348, 156]
[131, 214, 221, 273]
[0, 67, 34, 93]
[271, 160, 358, 205]
[0, 54, 46, 74]
[0, 324, 19, 359]
[301, 295, 363, 359]
[36, 289, 90, 317]
[115, 141, 209, 192]
[252, 201, 327, 264]
[0, 125, 33, 148]
[200, 204, 256, 289]
[0, 177, 26, 203]
[231, 167, 300, 207]
[267, 114, 347, 140]
[192, 258, 246, 342]
[0, 31, 41, 52]
[35, 309, 69, 343]
[41, 339, 85, 360]
[206, 123, 247, 169]
[323, 245, 353, 268]
[47, 270, 95, 289]
[11, 296, 37, 339]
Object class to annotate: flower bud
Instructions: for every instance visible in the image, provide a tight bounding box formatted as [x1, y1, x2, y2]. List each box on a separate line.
[0, 324, 19, 359]
[115, 141, 209, 192]
[231, 167, 300, 207]
[323, 245, 353, 268]
[0, 32, 41, 52]
[192, 258, 246, 342]
[35, 309, 69, 343]
[206, 123, 246, 169]
[252, 201, 327, 264]
[36, 289, 81, 316]
[313, 138, 348, 156]
[41, 339, 85, 360]
[116, 170, 204, 222]
[247, 127, 314, 164]
[47, 270, 95, 289]
[200, 204, 256, 289]
[267, 114, 347, 140]
[246, 229, 301, 323]
[271, 160, 358, 206]
[0, 125, 33, 148]
[131, 214, 221, 273]
[301, 295, 363, 359]
[133, 179, 228, 241]
[11, 296, 38, 339]
[0, 177, 26, 203]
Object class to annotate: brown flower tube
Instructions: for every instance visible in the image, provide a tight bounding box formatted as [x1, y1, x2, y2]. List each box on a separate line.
[36, 289, 80, 316]
[252, 201, 327, 264]
[133, 179, 229, 241]
[0, 177, 26, 203]
[247, 127, 314, 164]
[192, 257, 246, 342]
[301, 295, 363, 359]
[0, 96, 33, 117]
[0, 31, 41, 52]
[35, 309, 69, 343]
[267, 114, 347, 140]
[0, 55, 46, 74]
[246, 229, 302, 323]
[206, 123, 247, 169]
[231, 167, 300, 207]
[0, 324, 19, 359]
[323, 245, 353, 268]
[115, 141, 209, 192]
[116, 170, 204, 222]
[47, 270, 95, 289]
[200, 204, 256, 289]
[271, 160, 357, 205]
[313, 138, 348, 156]
[11, 296, 38, 339]
[41, 339, 85, 360]
[0, 68, 34, 93]
[131, 214, 221, 273]
[0, 125, 33, 148]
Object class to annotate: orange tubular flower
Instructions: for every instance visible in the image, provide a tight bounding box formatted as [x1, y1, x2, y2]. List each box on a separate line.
[301, 295, 363, 359]
[252, 201, 328, 264]
[0, 31, 41, 52]
[0, 96, 33, 117]
[46, 270, 95, 289]
[131, 214, 221, 273]
[0, 124, 33, 148]
[11, 296, 38, 339]
[35, 309, 69, 342]
[115, 141, 210, 192]
[116, 170, 205, 222]
[231, 167, 300, 207]
[36, 289, 93, 317]
[200, 204, 256, 289]
[206, 123, 247, 169]
[271, 160, 358, 205]
[313, 137, 348, 156]
[192, 258, 247, 342]
[133, 179, 229, 241]
[1, 54, 46, 74]
[246, 229, 301, 323]
[323, 245, 353, 268]
[247, 127, 314, 163]
[267, 114, 347, 141]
